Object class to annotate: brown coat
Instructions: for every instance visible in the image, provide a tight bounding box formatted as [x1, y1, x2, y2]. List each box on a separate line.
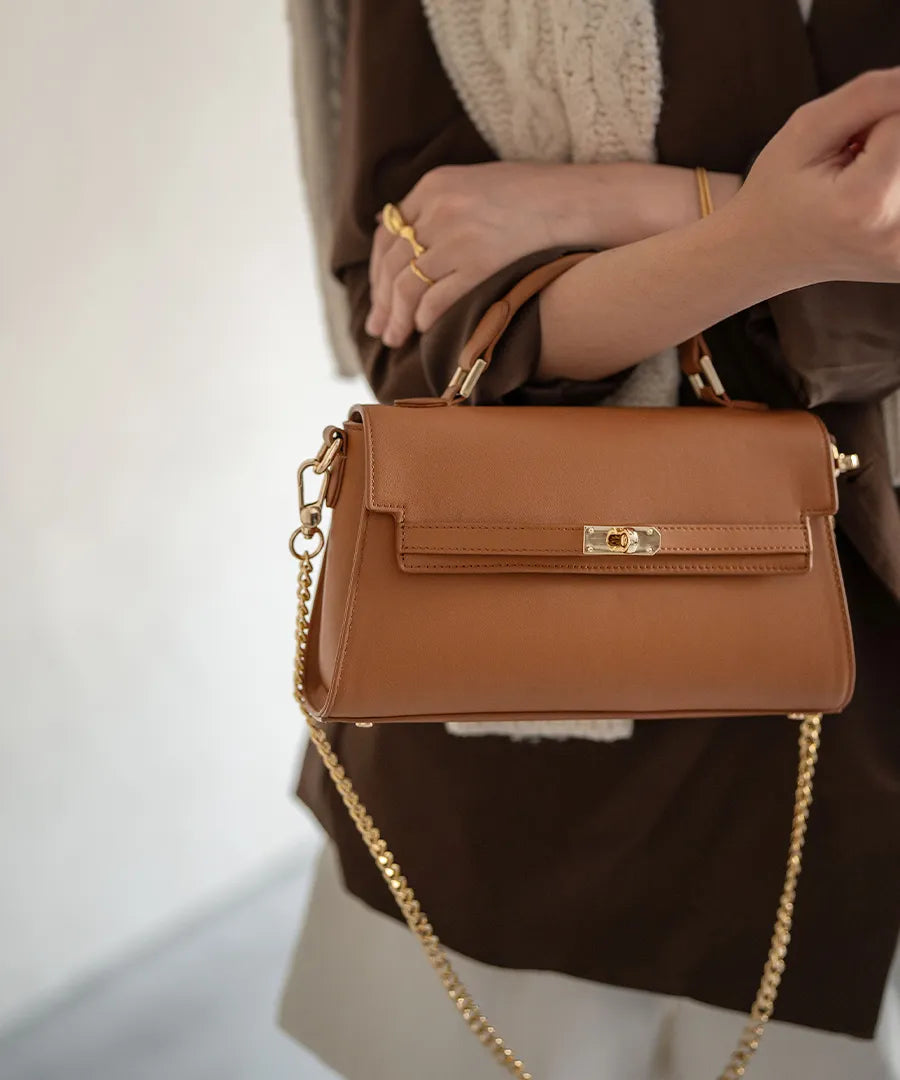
[297, 0, 900, 1038]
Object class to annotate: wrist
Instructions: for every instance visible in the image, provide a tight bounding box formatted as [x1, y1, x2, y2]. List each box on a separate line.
[704, 192, 818, 299]
[708, 171, 743, 212]
[542, 163, 670, 247]
[549, 163, 746, 249]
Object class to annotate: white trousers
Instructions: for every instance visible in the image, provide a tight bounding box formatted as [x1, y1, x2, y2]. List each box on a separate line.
[279, 844, 900, 1080]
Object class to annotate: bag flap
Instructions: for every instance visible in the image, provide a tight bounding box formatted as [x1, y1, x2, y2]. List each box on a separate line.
[359, 404, 837, 575]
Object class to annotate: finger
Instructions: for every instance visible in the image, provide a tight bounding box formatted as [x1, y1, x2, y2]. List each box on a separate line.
[367, 236, 411, 337]
[380, 243, 456, 344]
[365, 226, 393, 335]
[856, 111, 900, 175]
[397, 181, 428, 227]
[369, 222, 391, 286]
[413, 271, 467, 334]
[382, 264, 430, 347]
[793, 67, 900, 157]
[407, 242, 453, 283]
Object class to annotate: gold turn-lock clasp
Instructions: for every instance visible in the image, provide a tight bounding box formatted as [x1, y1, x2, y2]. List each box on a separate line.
[584, 525, 661, 556]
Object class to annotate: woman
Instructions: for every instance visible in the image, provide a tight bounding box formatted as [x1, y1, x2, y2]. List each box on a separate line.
[280, 1, 900, 1077]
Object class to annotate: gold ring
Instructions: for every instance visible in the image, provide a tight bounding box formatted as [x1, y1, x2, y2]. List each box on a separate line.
[383, 201, 426, 257]
[409, 260, 435, 287]
[382, 202, 406, 235]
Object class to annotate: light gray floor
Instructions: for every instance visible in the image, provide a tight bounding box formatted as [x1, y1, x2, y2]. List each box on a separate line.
[0, 847, 339, 1080]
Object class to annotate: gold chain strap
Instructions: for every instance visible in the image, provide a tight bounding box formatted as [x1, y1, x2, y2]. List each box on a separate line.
[292, 536, 821, 1080]
[293, 551, 533, 1078]
[719, 710, 821, 1079]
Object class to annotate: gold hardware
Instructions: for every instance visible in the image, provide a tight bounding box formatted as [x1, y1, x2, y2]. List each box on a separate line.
[583, 525, 661, 556]
[409, 259, 435, 287]
[720, 712, 821, 1080]
[315, 432, 343, 473]
[458, 358, 488, 398]
[444, 358, 488, 399]
[383, 202, 426, 257]
[292, 430, 345, 559]
[831, 443, 860, 478]
[354, 722, 374, 728]
[292, 513, 821, 1080]
[291, 544, 534, 1079]
[606, 527, 634, 553]
[300, 504, 322, 530]
[695, 165, 715, 219]
[688, 353, 726, 399]
[445, 367, 465, 394]
[296, 459, 329, 520]
[289, 525, 324, 559]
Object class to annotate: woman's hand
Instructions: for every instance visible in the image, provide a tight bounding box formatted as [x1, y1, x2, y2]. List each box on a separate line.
[364, 161, 741, 347]
[734, 67, 900, 285]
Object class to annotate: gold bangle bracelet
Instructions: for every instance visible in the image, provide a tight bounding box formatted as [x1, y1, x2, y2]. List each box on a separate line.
[695, 166, 714, 219]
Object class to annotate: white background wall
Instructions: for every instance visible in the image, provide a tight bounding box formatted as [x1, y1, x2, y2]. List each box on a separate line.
[0, 0, 366, 1032]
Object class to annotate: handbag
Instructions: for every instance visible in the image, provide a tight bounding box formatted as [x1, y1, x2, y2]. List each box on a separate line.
[288, 252, 859, 1079]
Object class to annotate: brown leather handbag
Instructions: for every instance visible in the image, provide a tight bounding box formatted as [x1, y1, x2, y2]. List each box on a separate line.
[289, 253, 858, 1080]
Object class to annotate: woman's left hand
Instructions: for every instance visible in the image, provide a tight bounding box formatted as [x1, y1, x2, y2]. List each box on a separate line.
[364, 160, 741, 347]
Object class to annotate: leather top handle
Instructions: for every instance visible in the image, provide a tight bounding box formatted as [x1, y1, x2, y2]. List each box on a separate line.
[442, 252, 751, 409]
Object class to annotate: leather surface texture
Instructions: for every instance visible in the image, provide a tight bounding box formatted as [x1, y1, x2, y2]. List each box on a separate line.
[303, 403, 855, 724]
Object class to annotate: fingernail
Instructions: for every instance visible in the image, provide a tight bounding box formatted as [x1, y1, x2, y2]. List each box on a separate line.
[365, 312, 381, 336]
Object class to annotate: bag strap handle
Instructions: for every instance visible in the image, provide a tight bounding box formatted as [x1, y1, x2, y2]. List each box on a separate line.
[441, 252, 758, 409]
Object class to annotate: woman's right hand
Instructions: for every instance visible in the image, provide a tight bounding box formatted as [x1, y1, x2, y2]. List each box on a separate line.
[734, 68, 900, 286]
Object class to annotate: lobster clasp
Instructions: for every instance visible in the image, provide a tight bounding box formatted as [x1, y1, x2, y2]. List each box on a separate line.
[297, 459, 329, 526]
[290, 429, 345, 560]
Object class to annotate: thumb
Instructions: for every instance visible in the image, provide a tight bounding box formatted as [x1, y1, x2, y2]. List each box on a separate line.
[792, 67, 900, 158]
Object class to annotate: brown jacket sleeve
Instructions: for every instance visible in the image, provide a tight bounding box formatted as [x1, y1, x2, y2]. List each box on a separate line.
[332, 0, 633, 406]
[767, 284, 900, 407]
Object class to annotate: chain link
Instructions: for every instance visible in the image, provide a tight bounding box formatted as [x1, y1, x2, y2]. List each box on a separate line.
[717, 711, 821, 1080]
[292, 546, 822, 1080]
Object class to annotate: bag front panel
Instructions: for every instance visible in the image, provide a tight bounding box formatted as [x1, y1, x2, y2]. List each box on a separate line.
[322, 506, 853, 721]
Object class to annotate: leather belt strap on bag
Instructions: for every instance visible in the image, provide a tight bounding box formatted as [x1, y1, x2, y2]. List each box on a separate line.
[288, 248, 858, 1078]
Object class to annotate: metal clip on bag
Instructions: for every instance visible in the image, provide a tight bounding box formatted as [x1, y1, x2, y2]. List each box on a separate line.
[289, 252, 858, 1080]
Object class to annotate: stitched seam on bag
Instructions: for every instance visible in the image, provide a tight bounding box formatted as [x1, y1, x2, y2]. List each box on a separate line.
[806, 413, 840, 514]
[364, 410, 404, 516]
[823, 518, 855, 709]
[404, 523, 806, 531]
[403, 543, 807, 553]
[399, 558, 803, 572]
[403, 527, 809, 554]
[401, 522, 809, 555]
[328, 507, 370, 715]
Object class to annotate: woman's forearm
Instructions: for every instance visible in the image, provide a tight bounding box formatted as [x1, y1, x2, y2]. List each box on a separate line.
[368, 160, 742, 346]
[537, 198, 805, 380]
[555, 162, 742, 248]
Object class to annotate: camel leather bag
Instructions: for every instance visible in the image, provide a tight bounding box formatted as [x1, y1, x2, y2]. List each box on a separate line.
[288, 253, 858, 1080]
